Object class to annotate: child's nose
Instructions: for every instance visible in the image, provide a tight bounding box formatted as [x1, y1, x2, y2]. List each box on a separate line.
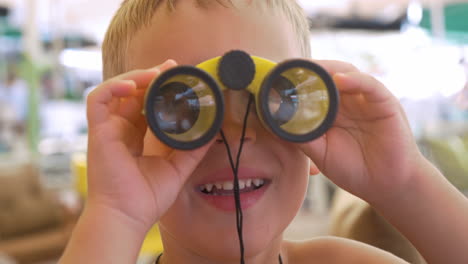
[217, 90, 257, 144]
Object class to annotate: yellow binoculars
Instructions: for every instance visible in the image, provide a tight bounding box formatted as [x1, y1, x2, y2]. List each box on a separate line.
[144, 50, 339, 150]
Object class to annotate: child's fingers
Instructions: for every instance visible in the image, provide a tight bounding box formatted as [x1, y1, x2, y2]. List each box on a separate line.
[118, 96, 147, 129]
[297, 135, 328, 171]
[87, 60, 179, 127]
[87, 80, 137, 126]
[137, 141, 213, 211]
[334, 72, 396, 104]
[166, 141, 214, 179]
[109, 59, 177, 89]
[156, 59, 177, 73]
[87, 69, 156, 127]
[140, 140, 213, 181]
[116, 60, 178, 126]
[312, 59, 359, 75]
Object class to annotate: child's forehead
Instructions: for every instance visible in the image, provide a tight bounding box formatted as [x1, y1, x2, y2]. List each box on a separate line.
[126, 2, 301, 71]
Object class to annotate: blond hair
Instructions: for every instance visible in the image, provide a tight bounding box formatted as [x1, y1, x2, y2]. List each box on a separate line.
[102, 0, 310, 80]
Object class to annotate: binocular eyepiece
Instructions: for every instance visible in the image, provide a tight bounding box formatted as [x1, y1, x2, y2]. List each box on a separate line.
[144, 50, 339, 150]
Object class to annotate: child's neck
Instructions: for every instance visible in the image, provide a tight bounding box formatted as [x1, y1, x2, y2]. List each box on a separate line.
[156, 253, 284, 264]
[158, 235, 286, 264]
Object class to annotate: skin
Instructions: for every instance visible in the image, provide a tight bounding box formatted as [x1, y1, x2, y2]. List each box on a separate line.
[133, 2, 310, 263]
[60, 1, 468, 264]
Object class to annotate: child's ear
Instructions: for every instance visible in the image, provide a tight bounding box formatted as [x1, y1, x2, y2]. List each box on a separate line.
[143, 129, 173, 157]
[309, 159, 320, 176]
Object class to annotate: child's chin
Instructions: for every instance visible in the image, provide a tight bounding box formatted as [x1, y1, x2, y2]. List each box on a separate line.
[195, 233, 277, 262]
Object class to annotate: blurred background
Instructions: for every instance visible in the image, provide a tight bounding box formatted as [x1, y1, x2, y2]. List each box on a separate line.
[0, 0, 467, 263]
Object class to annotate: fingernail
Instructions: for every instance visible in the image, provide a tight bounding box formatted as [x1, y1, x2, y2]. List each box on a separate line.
[164, 59, 177, 66]
[148, 66, 162, 73]
[149, 59, 177, 72]
[334, 73, 347, 78]
[122, 80, 136, 87]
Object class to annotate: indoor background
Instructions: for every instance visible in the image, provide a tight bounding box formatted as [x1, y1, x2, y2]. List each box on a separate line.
[0, 0, 467, 263]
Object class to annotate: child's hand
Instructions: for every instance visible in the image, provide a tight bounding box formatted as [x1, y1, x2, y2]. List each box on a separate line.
[300, 61, 468, 264]
[85, 60, 212, 232]
[299, 61, 423, 204]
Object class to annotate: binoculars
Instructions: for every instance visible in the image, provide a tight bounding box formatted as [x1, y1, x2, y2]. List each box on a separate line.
[144, 50, 339, 150]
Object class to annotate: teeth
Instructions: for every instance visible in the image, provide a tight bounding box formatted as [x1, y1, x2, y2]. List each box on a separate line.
[238, 180, 246, 189]
[201, 179, 265, 193]
[246, 179, 252, 188]
[253, 179, 264, 187]
[223, 181, 234, 190]
[204, 184, 214, 192]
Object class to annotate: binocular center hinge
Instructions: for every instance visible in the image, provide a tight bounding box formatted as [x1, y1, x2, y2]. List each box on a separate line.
[218, 50, 256, 91]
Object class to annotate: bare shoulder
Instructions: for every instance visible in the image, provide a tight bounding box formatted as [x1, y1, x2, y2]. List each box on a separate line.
[283, 236, 409, 264]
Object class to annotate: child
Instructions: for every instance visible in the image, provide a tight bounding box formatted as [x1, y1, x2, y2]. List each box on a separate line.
[60, 0, 468, 263]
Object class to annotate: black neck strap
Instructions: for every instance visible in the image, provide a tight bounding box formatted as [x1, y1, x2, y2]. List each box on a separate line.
[219, 94, 254, 264]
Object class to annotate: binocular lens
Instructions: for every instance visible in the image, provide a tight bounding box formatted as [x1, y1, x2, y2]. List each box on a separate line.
[146, 68, 223, 149]
[154, 81, 200, 135]
[275, 67, 329, 135]
[267, 75, 298, 126]
[261, 61, 337, 142]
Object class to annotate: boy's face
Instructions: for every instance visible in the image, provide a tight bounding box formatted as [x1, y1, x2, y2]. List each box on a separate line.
[134, 1, 317, 261]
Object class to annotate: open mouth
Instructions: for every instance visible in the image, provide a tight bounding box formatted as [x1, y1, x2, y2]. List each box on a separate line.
[198, 178, 269, 196]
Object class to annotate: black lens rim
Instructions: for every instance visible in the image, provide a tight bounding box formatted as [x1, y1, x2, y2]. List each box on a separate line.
[259, 59, 339, 143]
[146, 66, 224, 150]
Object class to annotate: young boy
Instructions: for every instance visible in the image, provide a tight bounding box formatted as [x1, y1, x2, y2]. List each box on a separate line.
[60, 0, 468, 263]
